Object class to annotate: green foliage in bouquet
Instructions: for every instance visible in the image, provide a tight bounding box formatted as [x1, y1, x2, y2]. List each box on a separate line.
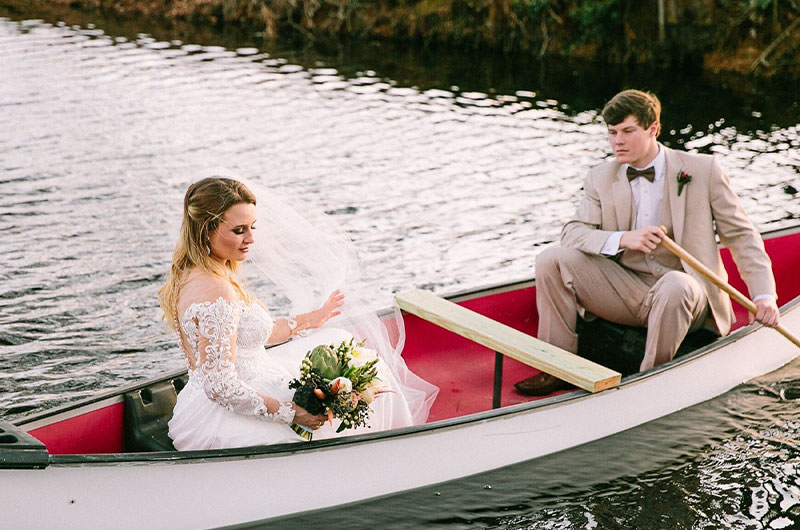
[289, 338, 383, 440]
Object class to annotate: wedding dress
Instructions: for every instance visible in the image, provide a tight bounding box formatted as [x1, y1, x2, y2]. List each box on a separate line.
[168, 297, 418, 450]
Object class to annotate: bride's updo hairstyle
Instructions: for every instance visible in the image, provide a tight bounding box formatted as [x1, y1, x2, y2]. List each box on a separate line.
[158, 177, 256, 331]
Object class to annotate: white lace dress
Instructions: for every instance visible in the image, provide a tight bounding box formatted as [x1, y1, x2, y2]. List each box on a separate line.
[168, 297, 415, 450]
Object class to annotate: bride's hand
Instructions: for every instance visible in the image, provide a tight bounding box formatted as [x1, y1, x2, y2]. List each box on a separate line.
[307, 290, 345, 328]
[292, 404, 327, 430]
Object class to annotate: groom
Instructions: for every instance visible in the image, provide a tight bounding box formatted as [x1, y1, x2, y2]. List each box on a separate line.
[516, 89, 780, 396]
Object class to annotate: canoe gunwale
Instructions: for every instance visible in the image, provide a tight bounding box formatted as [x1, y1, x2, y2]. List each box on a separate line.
[16, 368, 187, 431]
[24, 293, 799, 467]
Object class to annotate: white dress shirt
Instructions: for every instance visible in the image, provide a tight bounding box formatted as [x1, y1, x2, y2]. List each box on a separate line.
[600, 144, 666, 255]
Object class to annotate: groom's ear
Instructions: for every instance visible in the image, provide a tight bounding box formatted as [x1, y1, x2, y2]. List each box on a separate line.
[648, 120, 659, 137]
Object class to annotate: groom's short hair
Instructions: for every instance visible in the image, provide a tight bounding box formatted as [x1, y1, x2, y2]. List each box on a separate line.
[602, 89, 662, 137]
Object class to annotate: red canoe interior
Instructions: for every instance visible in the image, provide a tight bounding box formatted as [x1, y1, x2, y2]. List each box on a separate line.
[26, 231, 800, 455]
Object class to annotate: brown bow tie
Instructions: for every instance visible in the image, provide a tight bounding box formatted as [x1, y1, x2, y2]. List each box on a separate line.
[627, 166, 656, 182]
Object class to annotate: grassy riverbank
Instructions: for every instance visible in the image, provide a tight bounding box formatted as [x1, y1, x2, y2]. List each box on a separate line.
[5, 0, 800, 76]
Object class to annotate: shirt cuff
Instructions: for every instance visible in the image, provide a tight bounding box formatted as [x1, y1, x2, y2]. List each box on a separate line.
[600, 231, 623, 256]
[752, 294, 776, 303]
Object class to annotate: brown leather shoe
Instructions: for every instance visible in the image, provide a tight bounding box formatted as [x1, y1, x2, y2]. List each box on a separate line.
[514, 373, 573, 396]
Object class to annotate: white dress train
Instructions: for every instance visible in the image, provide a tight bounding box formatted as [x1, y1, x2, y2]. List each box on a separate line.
[168, 297, 417, 450]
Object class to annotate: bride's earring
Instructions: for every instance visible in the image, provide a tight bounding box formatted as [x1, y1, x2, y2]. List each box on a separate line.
[205, 242, 211, 255]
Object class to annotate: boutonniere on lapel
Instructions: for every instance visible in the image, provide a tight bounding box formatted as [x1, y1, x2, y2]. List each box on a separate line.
[677, 171, 692, 196]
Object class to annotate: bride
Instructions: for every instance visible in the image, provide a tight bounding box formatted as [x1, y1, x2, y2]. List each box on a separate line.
[158, 176, 438, 450]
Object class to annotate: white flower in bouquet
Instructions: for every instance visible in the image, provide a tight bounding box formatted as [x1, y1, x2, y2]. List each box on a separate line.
[330, 376, 353, 394]
[348, 346, 378, 368]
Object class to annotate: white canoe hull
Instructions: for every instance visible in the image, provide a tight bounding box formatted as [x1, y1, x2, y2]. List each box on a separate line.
[3, 300, 799, 529]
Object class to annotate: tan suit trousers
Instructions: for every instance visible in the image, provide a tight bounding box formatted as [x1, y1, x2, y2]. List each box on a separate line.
[536, 247, 709, 370]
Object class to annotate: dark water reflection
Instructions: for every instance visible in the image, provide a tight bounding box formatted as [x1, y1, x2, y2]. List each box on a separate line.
[0, 7, 799, 528]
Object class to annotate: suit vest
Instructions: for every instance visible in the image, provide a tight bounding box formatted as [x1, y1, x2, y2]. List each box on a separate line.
[617, 178, 682, 280]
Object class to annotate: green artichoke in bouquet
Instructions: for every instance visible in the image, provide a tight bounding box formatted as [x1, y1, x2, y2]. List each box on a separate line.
[309, 344, 342, 380]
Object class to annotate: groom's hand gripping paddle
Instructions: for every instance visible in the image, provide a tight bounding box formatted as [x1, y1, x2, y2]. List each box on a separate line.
[658, 229, 800, 348]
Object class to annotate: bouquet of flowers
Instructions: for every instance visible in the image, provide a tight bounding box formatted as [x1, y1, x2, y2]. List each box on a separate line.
[289, 338, 386, 440]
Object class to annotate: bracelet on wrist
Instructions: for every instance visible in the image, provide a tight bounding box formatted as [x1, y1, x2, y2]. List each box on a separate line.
[287, 316, 311, 338]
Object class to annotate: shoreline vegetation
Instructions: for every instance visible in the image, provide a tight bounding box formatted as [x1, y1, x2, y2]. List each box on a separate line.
[4, 0, 800, 77]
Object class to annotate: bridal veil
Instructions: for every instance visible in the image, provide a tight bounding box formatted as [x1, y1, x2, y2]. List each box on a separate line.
[204, 171, 438, 425]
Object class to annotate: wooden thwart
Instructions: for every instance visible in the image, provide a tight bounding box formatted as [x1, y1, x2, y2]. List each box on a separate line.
[396, 289, 621, 393]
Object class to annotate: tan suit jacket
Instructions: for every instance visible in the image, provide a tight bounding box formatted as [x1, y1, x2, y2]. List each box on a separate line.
[561, 145, 776, 336]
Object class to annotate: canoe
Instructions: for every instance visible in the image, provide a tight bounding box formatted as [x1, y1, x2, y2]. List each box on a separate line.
[2, 225, 799, 529]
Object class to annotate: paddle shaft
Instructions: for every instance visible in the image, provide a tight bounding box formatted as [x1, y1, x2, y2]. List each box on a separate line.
[659, 233, 800, 348]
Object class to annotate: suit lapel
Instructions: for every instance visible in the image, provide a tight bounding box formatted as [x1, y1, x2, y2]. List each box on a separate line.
[612, 164, 635, 231]
[664, 146, 687, 244]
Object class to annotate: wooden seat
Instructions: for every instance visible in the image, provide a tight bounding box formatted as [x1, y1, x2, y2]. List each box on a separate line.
[395, 289, 621, 394]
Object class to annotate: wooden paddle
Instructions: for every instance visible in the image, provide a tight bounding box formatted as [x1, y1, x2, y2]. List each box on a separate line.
[658, 231, 800, 348]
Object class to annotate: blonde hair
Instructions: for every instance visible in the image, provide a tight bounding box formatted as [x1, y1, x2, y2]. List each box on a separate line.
[158, 177, 257, 331]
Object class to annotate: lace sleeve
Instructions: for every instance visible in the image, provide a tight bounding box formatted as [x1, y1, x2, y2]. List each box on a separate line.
[195, 297, 295, 424]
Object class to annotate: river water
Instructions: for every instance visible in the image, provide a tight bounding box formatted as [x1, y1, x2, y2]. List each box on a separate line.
[1, 7, 799, 528]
